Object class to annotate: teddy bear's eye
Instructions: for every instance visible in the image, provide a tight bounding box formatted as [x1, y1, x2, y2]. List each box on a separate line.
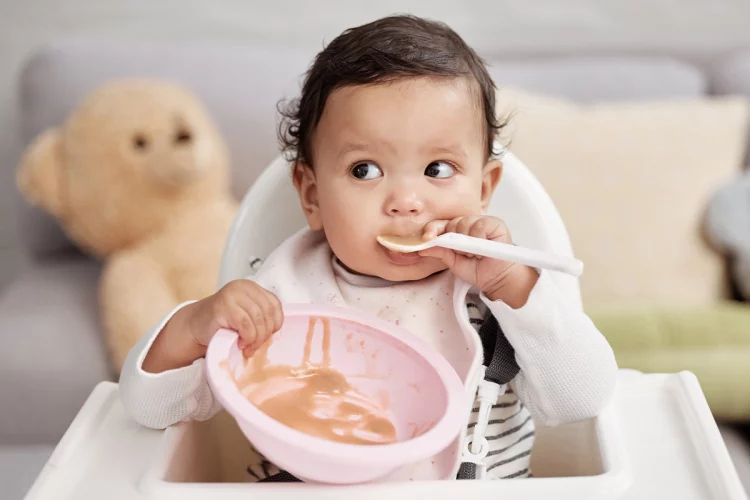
[133, 134, 149, 151]
[175, 128, 192, 144]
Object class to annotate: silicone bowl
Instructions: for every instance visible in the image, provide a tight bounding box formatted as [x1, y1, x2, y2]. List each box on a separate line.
[205, 303, 467, 484]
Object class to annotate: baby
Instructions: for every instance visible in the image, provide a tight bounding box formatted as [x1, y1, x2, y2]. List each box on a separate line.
[120, 15, 617, 482]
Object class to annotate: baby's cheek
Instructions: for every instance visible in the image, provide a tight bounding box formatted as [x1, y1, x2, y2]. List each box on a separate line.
[328, 230, 369, 263]
[437, 194, 482, 215]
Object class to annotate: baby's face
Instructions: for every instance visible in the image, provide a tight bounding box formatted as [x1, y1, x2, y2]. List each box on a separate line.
[295, 77, 501, 281]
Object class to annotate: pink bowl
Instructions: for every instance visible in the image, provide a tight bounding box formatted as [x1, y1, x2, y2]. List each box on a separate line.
[205, 303, 467, 484]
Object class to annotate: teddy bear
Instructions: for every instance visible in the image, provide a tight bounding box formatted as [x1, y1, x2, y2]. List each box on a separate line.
[16, 79, 238, 371]
[704, 171, 750, 300]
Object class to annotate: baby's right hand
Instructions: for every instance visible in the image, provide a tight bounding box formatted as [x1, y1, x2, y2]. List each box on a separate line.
[189, 280, 284, 358]
[143, 280, 283, 373]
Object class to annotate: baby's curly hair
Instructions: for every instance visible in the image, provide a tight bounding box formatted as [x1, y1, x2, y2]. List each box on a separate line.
[278, 15, 505, 167]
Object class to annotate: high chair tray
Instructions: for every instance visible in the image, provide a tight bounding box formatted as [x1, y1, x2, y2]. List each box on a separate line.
[24, 371, 748, 500]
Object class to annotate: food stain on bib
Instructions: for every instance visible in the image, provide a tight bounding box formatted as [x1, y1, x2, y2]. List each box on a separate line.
[227, 317, 398, 445]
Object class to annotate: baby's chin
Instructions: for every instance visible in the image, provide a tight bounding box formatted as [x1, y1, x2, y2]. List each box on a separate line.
[356, 259, 448, 283]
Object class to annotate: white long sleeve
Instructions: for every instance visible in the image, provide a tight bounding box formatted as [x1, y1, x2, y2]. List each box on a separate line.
[119, 269, 617, 433]
[118, 301, 222, 429]
[482, 270, 618, 427]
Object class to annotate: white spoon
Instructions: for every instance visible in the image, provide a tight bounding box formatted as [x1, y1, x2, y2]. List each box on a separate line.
[377, 233, 584, 277]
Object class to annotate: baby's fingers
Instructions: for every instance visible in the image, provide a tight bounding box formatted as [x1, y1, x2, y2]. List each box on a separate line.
[266, 292, 285, 334]
[241, 295, 283, 354]
[254, 293, 284, 350]
[243, 299, 274, 353]
[227, 304, 258, 354]
[466, 216, 510, 242]
[441, 217, 482, 257]
[422, 220, 449, 240]
[418, 246, 448, 261]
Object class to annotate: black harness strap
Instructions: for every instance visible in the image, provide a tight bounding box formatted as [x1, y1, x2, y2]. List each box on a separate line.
[457, 313, 520, 480]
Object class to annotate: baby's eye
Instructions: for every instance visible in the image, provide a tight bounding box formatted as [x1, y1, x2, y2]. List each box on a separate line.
[424, 161, 456, 179]
[351, 161, 383, 180]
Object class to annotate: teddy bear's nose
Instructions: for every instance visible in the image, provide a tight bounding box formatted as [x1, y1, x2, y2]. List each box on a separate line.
[174, 128, 192, 145]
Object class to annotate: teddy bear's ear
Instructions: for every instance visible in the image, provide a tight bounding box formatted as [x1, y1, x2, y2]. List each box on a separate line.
[16, 129, 66, 217]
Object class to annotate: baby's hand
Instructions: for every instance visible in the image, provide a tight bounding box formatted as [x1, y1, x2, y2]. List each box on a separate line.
[143, 280, 283, 373]
[190, 280, 284, 357]
[420, 216, 539, 308]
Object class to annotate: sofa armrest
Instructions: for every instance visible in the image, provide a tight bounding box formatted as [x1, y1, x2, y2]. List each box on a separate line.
[0, 255, 113, 444]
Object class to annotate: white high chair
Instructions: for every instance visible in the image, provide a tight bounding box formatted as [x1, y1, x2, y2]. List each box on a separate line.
[23, 152, 748, 500]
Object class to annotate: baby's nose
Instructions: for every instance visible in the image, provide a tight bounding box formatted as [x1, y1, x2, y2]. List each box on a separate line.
[387, 193, 424, 216]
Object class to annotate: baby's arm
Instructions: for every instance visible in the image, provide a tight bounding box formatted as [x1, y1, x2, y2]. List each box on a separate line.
[481, 270, 618, 427]
[119, 279, 283, 429]
[119, 302, 220, 429]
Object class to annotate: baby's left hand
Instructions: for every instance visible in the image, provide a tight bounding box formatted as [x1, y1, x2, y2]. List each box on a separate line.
[420, 216, 539, 308]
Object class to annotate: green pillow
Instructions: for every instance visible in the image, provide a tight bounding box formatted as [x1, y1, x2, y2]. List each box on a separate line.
[588, 302, 750, 421]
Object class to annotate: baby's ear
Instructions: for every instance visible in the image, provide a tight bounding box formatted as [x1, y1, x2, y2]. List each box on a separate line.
[292, 161, 323, 230]
[480, 158, 503, 209]
[16, 129, 66, 218]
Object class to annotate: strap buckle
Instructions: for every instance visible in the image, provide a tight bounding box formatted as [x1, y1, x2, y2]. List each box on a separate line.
[461, 434, 489, 479]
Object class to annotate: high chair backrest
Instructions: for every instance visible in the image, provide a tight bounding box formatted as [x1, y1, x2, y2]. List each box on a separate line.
[219, 149, 583, 310]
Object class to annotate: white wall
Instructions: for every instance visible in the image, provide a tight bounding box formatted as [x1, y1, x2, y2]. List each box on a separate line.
[2, 0, 750, 288]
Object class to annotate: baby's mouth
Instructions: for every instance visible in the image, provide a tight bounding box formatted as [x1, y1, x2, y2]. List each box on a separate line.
[383, 248, 424, 266]
[377, 228, 428, 266]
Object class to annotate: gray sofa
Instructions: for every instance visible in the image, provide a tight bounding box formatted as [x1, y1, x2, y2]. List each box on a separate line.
[3, 40, 750, 498]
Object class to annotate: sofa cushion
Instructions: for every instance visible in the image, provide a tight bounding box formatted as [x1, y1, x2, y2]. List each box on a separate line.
[711, 49, 750, 163]
[589, 302, 750, 420]
[488, 56, 707, 102]
[0, 444, 54, 500]
[711, 49, 750, 100]
[497, 87, 750, 307]
[0, 255, 111, 444]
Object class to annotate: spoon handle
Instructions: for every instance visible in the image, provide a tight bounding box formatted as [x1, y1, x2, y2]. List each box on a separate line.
[435, 233, 584, 277]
